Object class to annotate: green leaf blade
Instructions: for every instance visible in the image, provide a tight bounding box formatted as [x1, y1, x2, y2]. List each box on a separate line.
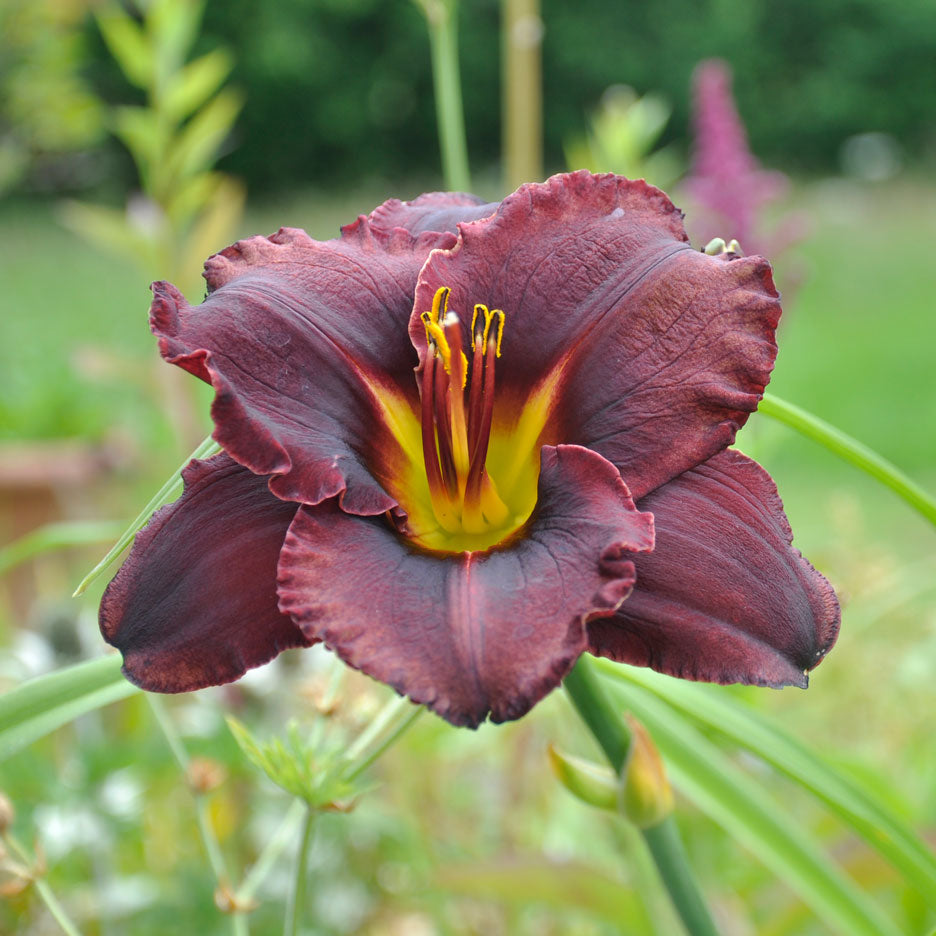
[163, 49, 234, 122]
[73, 434, 220, 597]
[0, 522, 124, 576]
[759, 393, 936, 528]
[0, 656, 139, 761]
[96, 8, 153, 89]
[597, 662, 936, 905]
[604, 679, 905, 936]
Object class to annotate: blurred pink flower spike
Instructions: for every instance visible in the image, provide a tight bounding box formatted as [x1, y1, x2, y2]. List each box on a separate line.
[99, 171, 839, 729]
[686, 59, 804, 257]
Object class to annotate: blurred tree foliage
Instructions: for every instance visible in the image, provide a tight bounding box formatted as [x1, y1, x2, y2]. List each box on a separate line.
[0, 0, 106, 194]
[4, 0, 936, 196]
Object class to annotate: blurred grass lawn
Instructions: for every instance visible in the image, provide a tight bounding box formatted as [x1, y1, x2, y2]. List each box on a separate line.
[0, 178, 934, 935]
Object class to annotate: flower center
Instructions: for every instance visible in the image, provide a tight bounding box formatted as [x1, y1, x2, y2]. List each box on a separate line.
[418, 286, 512, 544]
[367, 284, 551, 555]
[371, 286, 555, 554]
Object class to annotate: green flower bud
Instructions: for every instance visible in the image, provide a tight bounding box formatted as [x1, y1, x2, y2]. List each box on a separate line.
[0, 793, 14, 835]
[547, 744, 618, 810]
[619, 715, 674, 829]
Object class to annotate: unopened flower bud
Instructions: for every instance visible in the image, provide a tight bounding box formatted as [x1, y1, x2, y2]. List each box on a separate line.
[214, 884, 258, 914]
[547, 744, 618, 810]
[186, 757, 227, 794]
[703, 237, 727, 256]
[0, 793, 14, 835]
[619, 715, 674, 829]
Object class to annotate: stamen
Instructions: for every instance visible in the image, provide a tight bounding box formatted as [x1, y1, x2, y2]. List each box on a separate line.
[466, 334, 485, 456]
[432, 359, 458, 497]
[420, 351, 459, 532]
[422, 312, 453, 373]
[462, 336, 501, 531]
[443, 313, 470, 480]
[418, 288, 514, 542]
[430, 286, 450, 325]
[491, 309, 505, 357]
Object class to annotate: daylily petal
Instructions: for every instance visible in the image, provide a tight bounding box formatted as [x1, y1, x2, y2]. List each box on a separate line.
[277, 445, 654, 727]
[151, 222, 455, 514]
[367, 191, 498, 236]
[100, 454, 312, 692]
[412, 170, 780, 501]
[587, 449, 840, 687]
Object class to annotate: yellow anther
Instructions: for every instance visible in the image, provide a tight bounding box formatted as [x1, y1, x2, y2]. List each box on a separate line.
[471, 303, 487, 337]
[420, 310, 433, 346]
[425, 320, 452, 371]
[430, 286, 450, 325]
[492, 309, 505, 357]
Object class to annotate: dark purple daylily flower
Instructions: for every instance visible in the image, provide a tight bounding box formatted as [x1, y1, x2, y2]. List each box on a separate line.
[100, 171, 840, 728]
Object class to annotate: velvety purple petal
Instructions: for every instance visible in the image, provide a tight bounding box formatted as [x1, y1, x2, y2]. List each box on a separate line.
[152, 222, 455, 514]
[411, 170, 780, 500]
[277, 445, 654, 728]
[587, 449, 840, 687]
[366, 191, 498, 236]
[100, 454, 312, 692]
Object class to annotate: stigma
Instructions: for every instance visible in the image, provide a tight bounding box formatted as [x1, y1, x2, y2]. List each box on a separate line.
[419, 286, 510, 538]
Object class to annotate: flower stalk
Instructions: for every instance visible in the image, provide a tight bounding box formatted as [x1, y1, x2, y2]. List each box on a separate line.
[147, 695, 248, 936]
[563, 656, 719, 936]
[283, 806, 315, 936]
[502, 0, 543, 189]
[2, 831, 82, 936]
[343, 702, 424, 782]
[415, 0, 471, 191]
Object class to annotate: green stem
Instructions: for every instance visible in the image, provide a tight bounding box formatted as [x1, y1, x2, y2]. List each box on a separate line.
[563, 655, 631, 770]
[344, 705, 424, 782]
[642, 818, 720, 936]
[237, 800, 307, 905]
[73, 433, 220, 596]
[231, 694, 421, 916]
[563, 657, 719, 936]
[759, 393, 936, 529]
[283, 806, 315, 936]
[418, 0, 471, 190]
[148, 695, 247, 936]
[343, 694, 411, 764]
[5, 834, 82, 936]
[502, 0, 543, 189]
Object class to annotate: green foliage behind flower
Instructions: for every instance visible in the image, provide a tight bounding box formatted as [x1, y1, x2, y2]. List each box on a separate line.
[6, 0, 936, 197]
[0, 0, 106, 194]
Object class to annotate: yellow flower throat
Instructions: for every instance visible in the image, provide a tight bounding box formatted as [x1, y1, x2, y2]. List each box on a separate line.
[378, 286, 554, 554]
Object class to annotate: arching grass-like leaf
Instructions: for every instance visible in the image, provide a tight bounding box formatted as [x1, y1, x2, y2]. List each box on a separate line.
[0, 522, 123, 576]
[73, 433, 220, 597]
[0, 656, 138, 761]
[597, 661, 936, 905]
[603, 678, 905, 936]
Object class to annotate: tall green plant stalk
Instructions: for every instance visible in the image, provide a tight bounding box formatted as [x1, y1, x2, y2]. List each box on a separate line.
[564, 657, 720, 936]
[502, 0, 543, 189]
[414, 0, 471, 191]
[283, 807, 315, 936]
[148, 695, 249, 936]
[63, 0, 245, 450]
[2, 833, 83, 936]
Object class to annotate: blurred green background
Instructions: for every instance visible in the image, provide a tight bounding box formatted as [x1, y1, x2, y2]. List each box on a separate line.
[1, 0, 935, 934]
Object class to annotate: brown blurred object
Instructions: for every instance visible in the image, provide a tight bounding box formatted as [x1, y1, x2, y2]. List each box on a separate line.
[0, 439, 124, 623]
